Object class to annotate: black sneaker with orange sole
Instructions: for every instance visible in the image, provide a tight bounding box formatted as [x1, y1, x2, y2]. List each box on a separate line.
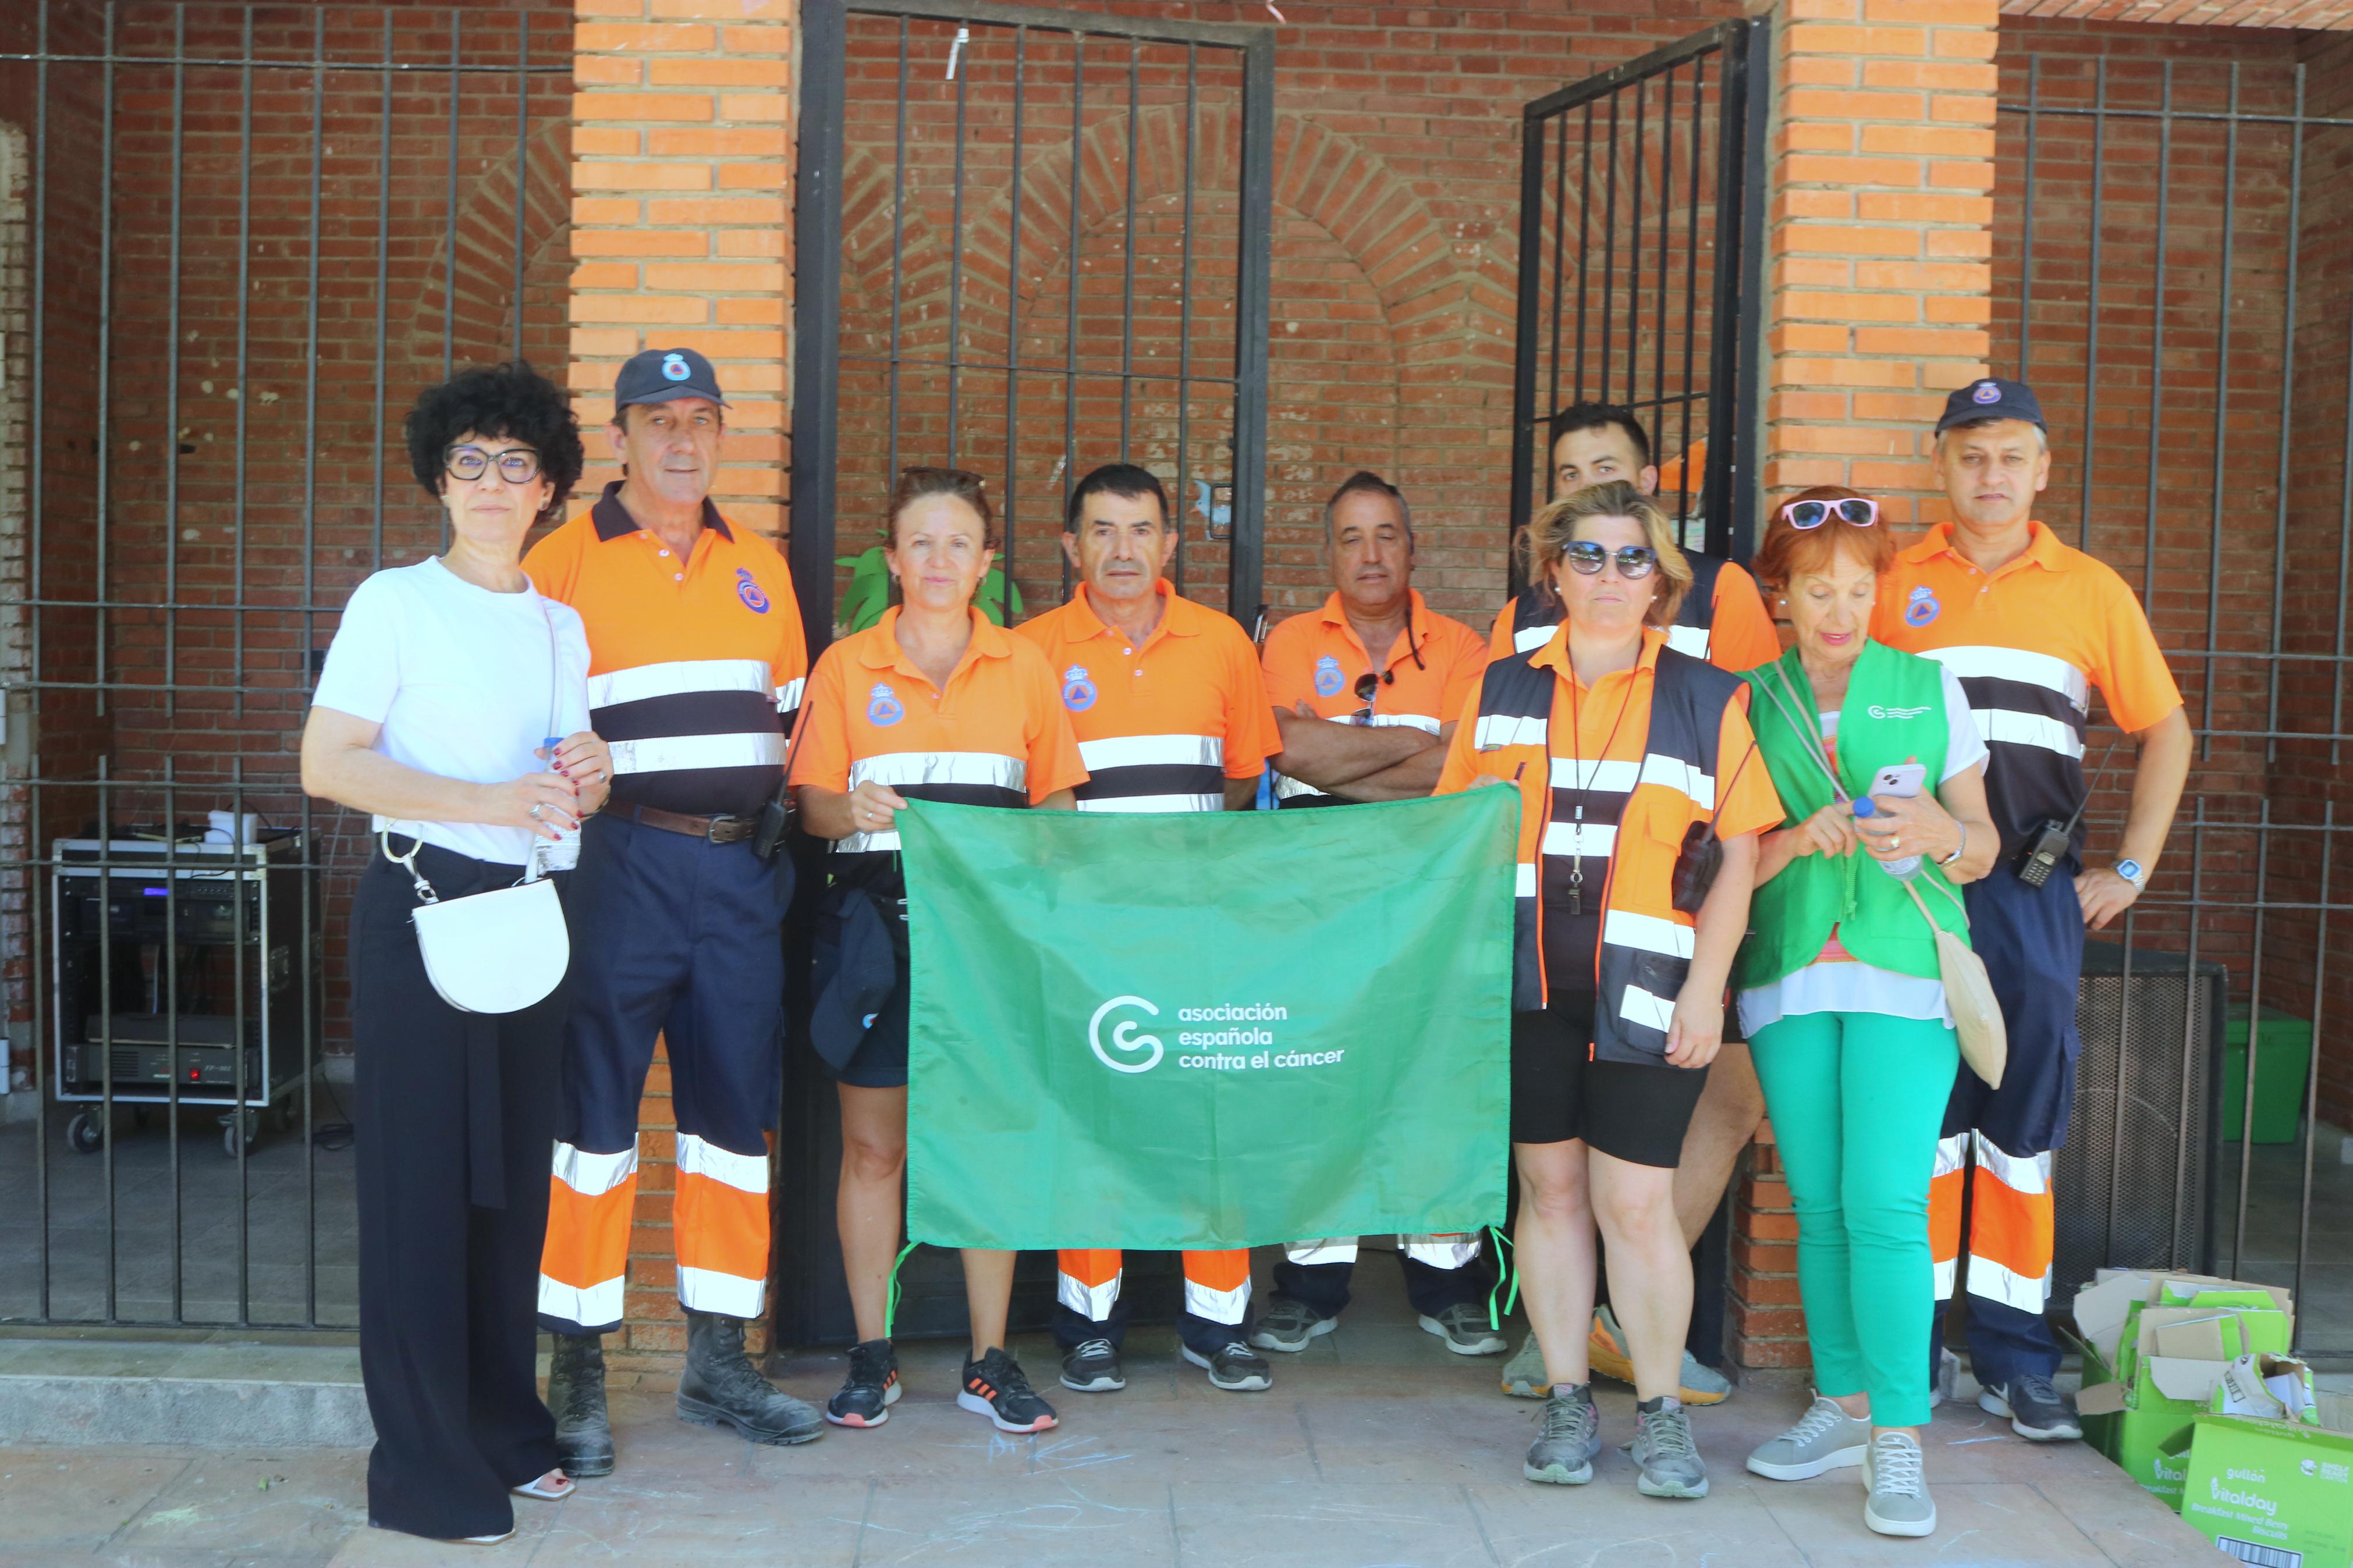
[957, 1347, 1059, 1433]
[825, 1338, 901, 1428]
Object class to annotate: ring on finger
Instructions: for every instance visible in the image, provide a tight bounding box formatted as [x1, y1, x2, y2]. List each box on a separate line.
[528, 802, 544, 820]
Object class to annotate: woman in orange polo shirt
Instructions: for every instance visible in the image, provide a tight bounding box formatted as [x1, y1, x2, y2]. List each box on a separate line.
[790, 466, 1086, 1438]
[1436, 481, 1780, 1498]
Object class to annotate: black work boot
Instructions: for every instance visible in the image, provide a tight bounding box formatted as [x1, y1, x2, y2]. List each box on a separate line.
[546, 1331, 615, 1478]
[676, 1309, 824, 1445]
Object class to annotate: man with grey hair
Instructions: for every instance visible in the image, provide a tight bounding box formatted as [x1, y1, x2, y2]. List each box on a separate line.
[1252, 470, 1501, 1355]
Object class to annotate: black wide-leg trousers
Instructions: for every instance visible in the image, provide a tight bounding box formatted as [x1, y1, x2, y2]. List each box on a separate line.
[352, 843, 569, 1542]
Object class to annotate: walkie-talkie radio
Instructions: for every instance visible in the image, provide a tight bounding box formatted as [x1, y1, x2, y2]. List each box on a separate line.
[2015, 736, 2121, 888]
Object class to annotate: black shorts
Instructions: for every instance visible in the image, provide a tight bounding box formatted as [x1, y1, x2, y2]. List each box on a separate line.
[1510, 1001, 1709, 1166]
[822, 970, 910, 1089]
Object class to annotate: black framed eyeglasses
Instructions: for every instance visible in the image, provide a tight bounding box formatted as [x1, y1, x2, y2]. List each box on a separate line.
[1779, 496, 1878, 530]
[1561, 541, 1659, 579]
[445, 444, 544, 484]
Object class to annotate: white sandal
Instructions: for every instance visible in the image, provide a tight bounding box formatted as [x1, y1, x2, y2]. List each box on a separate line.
[511, 1470, 574, 1502]
[457, 1530, 517, 1545]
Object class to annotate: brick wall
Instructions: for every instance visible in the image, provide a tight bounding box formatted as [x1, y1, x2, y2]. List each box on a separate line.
[1731, 0, 2002, 1374]
[569, 0, 794, 1356]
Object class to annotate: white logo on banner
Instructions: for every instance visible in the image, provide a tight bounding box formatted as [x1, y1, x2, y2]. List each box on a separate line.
[1089, 995, 1165, 1075]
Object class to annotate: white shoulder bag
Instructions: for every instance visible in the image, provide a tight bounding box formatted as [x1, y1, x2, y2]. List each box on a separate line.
[377, 599, 573, 1015]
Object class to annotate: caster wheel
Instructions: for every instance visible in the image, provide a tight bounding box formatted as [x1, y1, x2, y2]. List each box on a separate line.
[222, 1112, 257, 1158]
[68, 1110, 105, 1154]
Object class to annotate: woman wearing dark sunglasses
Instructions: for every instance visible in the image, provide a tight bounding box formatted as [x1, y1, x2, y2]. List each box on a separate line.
[1730, 485, 1997, 1539]
[1435, 480, 1783, 1499]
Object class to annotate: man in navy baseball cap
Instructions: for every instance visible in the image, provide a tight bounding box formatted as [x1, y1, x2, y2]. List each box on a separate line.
[1935, 375, 2045, 435]
[612, 346, 730, 417]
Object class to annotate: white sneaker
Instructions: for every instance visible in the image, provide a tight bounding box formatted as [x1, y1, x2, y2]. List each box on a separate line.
[1745, 1394, 1870, 1481]
[1863, 1431, 1936, 1538]
[1928, 1345, 1961, 1409]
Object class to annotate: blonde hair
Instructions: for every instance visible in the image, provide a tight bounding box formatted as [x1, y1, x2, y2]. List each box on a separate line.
[1519, 479, 1691, 627]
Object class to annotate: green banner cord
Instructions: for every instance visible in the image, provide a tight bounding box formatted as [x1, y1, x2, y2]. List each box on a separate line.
[881, 1240, 920, 1339]
[1486, 1225, 1519, 1330]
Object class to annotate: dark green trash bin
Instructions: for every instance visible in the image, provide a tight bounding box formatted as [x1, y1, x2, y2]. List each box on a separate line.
[2221, 1007, 2312, 1145]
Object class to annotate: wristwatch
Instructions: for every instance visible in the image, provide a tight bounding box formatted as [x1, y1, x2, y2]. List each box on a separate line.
[2115, 858, 2149, 891]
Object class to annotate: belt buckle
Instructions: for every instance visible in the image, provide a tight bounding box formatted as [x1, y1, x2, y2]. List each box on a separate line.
[706, 816, 743, 845]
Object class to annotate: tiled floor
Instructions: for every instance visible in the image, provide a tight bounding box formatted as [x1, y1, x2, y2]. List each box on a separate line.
[0, 1261, 2228, 1568]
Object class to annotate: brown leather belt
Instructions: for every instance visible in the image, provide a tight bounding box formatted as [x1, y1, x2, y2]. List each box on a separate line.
[615, 801, 757, 845]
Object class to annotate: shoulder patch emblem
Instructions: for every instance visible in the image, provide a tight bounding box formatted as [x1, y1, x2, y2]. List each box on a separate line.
[735, 567, 770, 614]
[1060, 665, 1098, 712]
[1904, 584, 1940, 627]
[1313, 653, 1346, 698]
[866, 682, 904, 727]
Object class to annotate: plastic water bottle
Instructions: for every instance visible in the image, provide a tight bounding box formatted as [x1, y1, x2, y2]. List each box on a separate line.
[536, 735, 583, 874]
[1850, 796, 1920, 879]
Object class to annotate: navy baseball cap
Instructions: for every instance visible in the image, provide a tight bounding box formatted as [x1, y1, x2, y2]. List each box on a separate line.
[613, 347, 729, 414]
[1937, 376, 2045, 434]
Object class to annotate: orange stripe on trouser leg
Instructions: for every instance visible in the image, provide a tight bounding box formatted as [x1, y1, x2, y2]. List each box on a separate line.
[673, 1168, 771, 1316]
[1181, 1249, 1252, 1327]
[1964, 1162, 2054, 1316]
[1057, 1249, 1124, 1321]
[1928, 1132, 1967, 1301]
[542, 1172, 637, 1297]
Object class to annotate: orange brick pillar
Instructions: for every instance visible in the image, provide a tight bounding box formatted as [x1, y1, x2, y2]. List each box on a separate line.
[1729, 0, 2000, 1374]
[569, 0, 793, 1356]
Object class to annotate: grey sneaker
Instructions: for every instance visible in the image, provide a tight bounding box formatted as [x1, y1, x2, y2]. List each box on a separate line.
[1864, 1431, 1936, 1537]
[1628, 1396, 1709, 1498]
[1418, 1303, 1508, 1356]
[1979, 1373, 2082, 1442]
[1745, 1394, 1869, 1481]
[1590, 1304, 1731, 1405]
[1522, 1384, 1600, 1484]
[1500, 1332, 1551, 1399]
[1182, 1341, 1274, 1392]
[1929, 1345, 1961, 1409]
[1247, 1295, 1335, 1354]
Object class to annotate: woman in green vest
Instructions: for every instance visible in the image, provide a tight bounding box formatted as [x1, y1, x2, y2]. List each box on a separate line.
[1734, 485, 1998, 1539]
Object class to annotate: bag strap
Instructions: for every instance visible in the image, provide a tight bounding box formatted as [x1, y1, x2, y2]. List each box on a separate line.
[379, 827, 441, 905]
[1751, 660, 1846, 803]
[1900, 867, 1969, 934]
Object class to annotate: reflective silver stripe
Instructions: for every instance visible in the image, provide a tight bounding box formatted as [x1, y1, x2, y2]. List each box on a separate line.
[1925, 644, 2091, 709]
[1078, 733, 1223, 771]
[1972, 1133, 2053, 1197]
[1474, 713, 1547, 750]
[1183, 1274, 1251, 1326]
[775, 676, 805, 712]
[1666, 624, 1712, 659]
[1617, 983, 1676, 1033]
[1513, 624, 1553, 653]
[1401, 1233, 1480, 1270]
[1367, 712, 1442, 734]
[1273, 773, 1328, 800]
[1542, 820, 1616, 859]
[838, 828, 900, 854]
[676, 1133, 768, 1196]
[849, 751, 1028, 792]
[551, 1141, 638, 1199]
[1964, 1253, 2050, 1314]
[1077, 794, 1223, 813]
[1548, 758, 1639, 794]
[1932, 1131, 1969, 1182]
[609, 732, 786, 776]
[1603, 908, 1695, 959]
[1972, 707, 2086, 759]
[1639, 751, 1716, 811]
[1284, 1237, 1358, 1266]
[1057, 1268, 1122, 1322]
[588, 657, 771, 709]
[1514, 863, 1537, 899]
[676, 1263, 766, 1318]
[538, 1272, 624, 1329]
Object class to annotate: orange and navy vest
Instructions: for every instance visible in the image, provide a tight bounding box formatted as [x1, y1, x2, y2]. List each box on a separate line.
[1472, 642, 1742, 1062]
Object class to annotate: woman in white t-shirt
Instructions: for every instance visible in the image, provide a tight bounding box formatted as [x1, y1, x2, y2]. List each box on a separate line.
[1730, 488, 1998, 1541]
[301, 361, 609, 1546]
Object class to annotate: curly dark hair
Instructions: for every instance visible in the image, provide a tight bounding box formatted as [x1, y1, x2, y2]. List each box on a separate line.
[403, 360, 584, 521]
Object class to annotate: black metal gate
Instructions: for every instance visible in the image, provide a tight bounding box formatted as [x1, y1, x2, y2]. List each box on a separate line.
[1507, 19, 1769, 581]
[1995, 43, 2353, 1357]
[0, 0, 570, 1331]
[776, 0, 1273, 1345]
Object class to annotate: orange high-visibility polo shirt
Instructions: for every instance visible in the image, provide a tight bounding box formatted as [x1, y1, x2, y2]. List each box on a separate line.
[1014, 581, 1277, 812]
[1260, 589, 1486, 804]
[525, 483, 807, 819]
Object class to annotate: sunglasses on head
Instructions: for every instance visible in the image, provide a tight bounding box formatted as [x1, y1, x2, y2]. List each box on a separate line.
[1779, 496, 1879, 530]
[1561, 541, 1659, 579]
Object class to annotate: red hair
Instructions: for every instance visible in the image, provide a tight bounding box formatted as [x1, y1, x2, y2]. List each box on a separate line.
[1751, 485, 1897, 593]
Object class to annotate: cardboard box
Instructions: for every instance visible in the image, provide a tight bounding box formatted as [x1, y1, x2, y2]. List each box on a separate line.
[2180, 1402, 2353, 1568]
[2072, 1271, 2297, 1510]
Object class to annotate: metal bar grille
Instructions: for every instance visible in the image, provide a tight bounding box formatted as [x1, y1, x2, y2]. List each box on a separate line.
[1507, 19, 1767, 590]
[1, 1, 570, 1332]
[1996, 41, 2352, 1357]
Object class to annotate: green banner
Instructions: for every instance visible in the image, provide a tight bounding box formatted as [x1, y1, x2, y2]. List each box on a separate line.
[900, 790, 1516, 1251]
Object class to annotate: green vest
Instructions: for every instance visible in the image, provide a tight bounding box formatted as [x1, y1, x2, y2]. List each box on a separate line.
[1735, 639, 1971, 991]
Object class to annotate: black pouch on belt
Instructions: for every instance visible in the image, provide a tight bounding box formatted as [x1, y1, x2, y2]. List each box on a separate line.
[808, 883, 900, 1069]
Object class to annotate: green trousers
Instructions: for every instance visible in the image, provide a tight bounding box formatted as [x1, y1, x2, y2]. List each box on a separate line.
[1749, 1009, 1959, 1429]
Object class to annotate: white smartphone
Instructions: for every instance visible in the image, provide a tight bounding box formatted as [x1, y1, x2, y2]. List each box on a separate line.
[1871, 761, 1928, 800]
